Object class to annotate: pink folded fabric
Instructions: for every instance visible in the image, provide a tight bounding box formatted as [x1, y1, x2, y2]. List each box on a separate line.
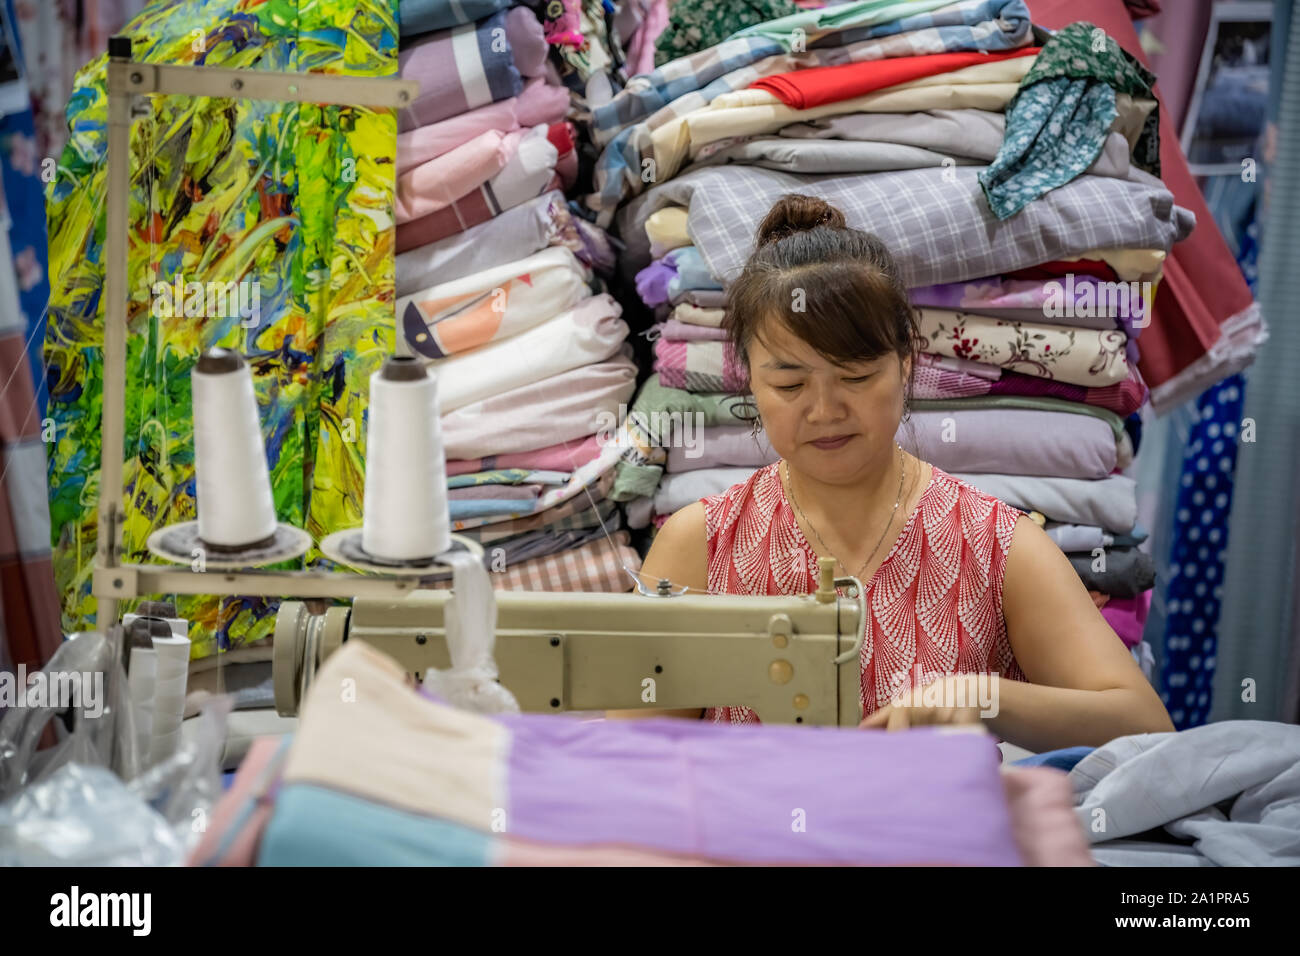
[446, 434, 604, 477]
[441, 349, 638, 460]
[397, 78, 570, 170]
[660, 319, 727, 342]
[1000, 767, 1095, 866]
[1100, 590, 1152, 648]
[187, 737, 288, 867]
[653, 338, 746, 392]
[914, 358, 1149, 418]
[396, 129, 522, 224]
[397, 126, 559, 252]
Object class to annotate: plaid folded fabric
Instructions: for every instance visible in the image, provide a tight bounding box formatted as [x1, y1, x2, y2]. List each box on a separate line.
[617, 165, 1194, 290]
[586, 0, 1034, 221]
[492, 529, 640, 591]
[455, 475, 618, 545]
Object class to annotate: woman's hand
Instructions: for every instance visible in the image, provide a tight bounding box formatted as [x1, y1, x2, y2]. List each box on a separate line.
[858, 675, 988, 731]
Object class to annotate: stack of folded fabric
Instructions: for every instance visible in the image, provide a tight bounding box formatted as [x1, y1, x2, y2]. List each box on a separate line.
[589, 1, 1194, 661]
[394, 3, 645, 591]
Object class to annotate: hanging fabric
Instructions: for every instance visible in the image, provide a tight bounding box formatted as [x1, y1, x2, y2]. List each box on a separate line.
[43, 0, 400, 658]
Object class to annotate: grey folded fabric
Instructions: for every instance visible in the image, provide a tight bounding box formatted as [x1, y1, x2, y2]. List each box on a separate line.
[952, 472, 1138, 533]
[1067, 545, 1154, 598]
[1071, 721, 1300, 866]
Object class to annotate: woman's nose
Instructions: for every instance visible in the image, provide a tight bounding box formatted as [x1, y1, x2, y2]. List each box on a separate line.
[805, 383, 847, 422]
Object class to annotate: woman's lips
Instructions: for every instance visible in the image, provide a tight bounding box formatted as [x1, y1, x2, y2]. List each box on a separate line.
[809, 435, 853, 450]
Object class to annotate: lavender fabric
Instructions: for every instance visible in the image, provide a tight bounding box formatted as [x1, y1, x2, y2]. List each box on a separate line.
[636, 259, 677, 306]
[505, 7, 549, 78]
[497, 712, 1024, 865]
[904, 408, 1118, 479]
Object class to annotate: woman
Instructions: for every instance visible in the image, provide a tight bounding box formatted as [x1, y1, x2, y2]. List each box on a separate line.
[619, 194, 1173, 752]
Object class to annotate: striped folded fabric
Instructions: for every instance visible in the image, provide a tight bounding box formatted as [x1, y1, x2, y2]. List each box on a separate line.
[256, 642, 1028, 866]
[399, 10, 523, 132]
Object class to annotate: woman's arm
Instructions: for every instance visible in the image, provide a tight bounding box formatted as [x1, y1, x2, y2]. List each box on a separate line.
[604, 501, 709, 721]
[989, 514, 1174, 752]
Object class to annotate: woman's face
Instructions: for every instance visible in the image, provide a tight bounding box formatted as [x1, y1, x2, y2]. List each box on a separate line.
[746, 318, 908, 484]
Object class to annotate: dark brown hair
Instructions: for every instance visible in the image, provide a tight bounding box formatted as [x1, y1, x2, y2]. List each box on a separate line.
[725, 194, 919, 426]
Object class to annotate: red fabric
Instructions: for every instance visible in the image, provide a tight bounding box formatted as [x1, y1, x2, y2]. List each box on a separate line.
[0, 331, 62, 671]
[1006, 259, 1120, 282]
[702, 463, 1027, 725]
[1024, 0, 1257, 398]
[751, 47, 1041, 111]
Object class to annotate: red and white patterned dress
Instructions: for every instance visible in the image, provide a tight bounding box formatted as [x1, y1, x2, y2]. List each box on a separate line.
[701, 461, 1028, 724]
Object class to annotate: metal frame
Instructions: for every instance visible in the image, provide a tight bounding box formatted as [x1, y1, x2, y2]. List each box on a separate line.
[94, 39, 424, 631]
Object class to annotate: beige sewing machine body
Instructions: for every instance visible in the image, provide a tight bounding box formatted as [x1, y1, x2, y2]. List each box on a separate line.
[272, 558, 868, 727]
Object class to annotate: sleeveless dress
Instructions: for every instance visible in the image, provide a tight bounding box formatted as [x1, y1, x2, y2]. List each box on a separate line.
[701, 461, 1028, 724]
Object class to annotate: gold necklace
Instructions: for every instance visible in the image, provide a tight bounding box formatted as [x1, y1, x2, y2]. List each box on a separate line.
[785, 443, 907, 582]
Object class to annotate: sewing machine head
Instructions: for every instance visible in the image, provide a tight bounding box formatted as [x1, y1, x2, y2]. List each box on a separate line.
[273, 557, 867, 726]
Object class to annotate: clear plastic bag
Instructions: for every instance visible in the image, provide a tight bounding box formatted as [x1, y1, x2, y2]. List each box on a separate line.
[0, 631, 230, 865]
[0, 630, 139, 799]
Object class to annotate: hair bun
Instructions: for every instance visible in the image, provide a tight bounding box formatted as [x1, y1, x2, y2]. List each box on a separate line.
[755, 194, 847, 247]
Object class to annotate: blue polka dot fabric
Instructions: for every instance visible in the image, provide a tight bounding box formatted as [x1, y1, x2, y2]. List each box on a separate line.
[1158, 374, 1245, 729]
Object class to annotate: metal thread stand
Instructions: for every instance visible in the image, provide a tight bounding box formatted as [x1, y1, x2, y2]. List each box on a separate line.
[93, 36, 438, 633]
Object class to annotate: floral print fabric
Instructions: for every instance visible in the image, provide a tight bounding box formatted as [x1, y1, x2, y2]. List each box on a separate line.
[980, 21, 1159, 219]
[653, 0, 800, 67]
[914, 309, 1130, 388]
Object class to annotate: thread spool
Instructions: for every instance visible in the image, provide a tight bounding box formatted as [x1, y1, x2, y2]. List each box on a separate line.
[361, 355, 452, 562]
[147, 633, 191, 768]
[192, 349, 277, 550]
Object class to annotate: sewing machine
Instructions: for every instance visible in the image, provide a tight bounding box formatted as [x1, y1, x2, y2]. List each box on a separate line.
[271, 557, 868, 726]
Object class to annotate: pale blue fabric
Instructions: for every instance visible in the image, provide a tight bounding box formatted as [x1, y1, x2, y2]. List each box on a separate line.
[258, 784, 493, 866]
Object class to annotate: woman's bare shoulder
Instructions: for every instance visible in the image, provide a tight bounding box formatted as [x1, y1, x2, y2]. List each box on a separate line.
[639, 501, 709, 593]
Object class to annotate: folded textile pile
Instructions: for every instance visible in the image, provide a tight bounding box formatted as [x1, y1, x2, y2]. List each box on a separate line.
[586, 0, 1262, 413]
[590, 2, 1189, 664]
[191, 642, 1092, 866]
[395, 2, 653, 592]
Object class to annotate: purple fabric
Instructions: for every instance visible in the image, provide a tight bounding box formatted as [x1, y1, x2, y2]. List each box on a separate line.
[636, 259, 677, 307]
[660, 319, 727, 341]
[497, 712, 1023, 865]
[905, 408, 1117, 479]
[505, 6, 550, 78]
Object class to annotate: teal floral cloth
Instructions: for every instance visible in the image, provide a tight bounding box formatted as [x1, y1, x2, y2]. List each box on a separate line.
[653, 0, 799, 67]
[980, 21, 1160, 219]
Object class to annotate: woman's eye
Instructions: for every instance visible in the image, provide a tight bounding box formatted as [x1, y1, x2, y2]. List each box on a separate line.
[774, 383, 802, 392]
[845, 375, 872, 383]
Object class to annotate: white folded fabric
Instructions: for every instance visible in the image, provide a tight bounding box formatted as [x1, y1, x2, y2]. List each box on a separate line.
[433, 293, 627, 412]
